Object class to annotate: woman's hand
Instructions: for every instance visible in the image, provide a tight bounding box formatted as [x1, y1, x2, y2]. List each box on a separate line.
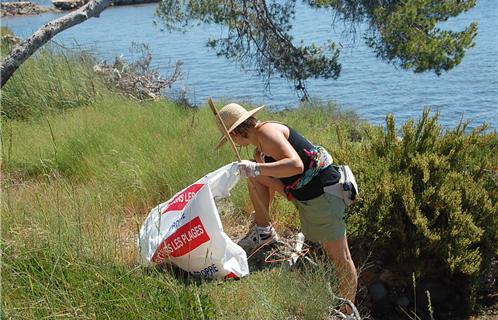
[238, 160, 260, 178]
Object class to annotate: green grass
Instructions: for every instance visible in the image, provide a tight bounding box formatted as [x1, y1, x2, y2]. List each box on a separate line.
[1, 45, 109, 120]
[1, 88, 357, 318]
[0, 44, 363, 318]
[5, 40, 494, 318]
[202, 262, 338, 319]
[2, 249, 216, 319]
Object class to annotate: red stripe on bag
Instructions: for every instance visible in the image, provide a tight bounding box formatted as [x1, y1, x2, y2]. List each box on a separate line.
[224, 272, 239, 280]
[161, 184, 204, 215]
[152, 216, 210, 262]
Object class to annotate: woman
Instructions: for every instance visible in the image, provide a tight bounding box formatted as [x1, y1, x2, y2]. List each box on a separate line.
[214, 102, 357, 316]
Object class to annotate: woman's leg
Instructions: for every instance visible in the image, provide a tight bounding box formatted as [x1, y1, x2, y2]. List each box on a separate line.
[247, 177, 273, 226]
[249, 153, 284, 226]
[238, 177, 280, 251]
[322, 235, 358, 314]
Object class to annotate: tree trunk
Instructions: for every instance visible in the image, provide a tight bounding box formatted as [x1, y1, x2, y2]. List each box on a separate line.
[0, 0, 113, 88]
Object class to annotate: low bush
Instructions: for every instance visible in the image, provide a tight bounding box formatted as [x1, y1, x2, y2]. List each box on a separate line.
[345, 110, 497, 313]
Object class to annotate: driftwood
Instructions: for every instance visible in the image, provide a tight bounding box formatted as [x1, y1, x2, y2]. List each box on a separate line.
[0, 0, 113, 87]
[94, 54, 182, 100]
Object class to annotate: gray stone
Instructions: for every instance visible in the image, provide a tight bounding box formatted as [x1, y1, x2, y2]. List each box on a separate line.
[52, 0, 88, 10]
[51, 0, 160, 11]
[1, 1, 52, 17]
[368, 281, 388, 302]
[396, 296, 410, 308]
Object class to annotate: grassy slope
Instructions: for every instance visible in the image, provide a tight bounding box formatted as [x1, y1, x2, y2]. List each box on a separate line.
[4, 41, 494, 319]
[1, 92, 362, 318]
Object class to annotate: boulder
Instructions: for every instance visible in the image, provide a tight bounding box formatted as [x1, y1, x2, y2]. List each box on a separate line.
[368, 281, 388, 303]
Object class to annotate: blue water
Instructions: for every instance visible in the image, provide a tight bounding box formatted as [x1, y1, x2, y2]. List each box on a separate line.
[2, 1, 497, 129]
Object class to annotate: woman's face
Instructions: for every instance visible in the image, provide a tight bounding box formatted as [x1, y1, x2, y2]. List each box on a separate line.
[230, 132, 250, 147]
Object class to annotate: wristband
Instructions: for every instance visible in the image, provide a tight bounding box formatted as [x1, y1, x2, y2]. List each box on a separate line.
[254, 164, 261, 176]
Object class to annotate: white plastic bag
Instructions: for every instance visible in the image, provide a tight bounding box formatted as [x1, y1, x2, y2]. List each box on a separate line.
[137, 162, 249, 280]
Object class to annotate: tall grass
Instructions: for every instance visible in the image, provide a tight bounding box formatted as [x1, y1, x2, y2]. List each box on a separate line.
[1, 87, 356, 318]
[1, 45, 109, 120]
[3, 39, 495, 318]
[2, 248, 216, 319]
[0, 37, 497, 319]
[202, 262, 339, 319]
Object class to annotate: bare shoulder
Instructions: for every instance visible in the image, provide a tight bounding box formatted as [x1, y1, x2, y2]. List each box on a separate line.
[257, 122, 289, 139]
[257, 122, 295, 158]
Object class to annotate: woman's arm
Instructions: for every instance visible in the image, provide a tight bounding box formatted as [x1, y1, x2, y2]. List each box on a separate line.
[256, 125, 304, 178]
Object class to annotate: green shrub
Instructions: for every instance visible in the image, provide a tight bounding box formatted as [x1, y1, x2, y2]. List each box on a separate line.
[347, 110, 497, 312]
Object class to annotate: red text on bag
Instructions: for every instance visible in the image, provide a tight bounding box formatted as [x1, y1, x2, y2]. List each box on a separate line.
[152, 216, 210, 262]
[161, 183, 204, 215]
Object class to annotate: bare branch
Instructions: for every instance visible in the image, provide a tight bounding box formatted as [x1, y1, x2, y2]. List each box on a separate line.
[0, 0, 113, 87]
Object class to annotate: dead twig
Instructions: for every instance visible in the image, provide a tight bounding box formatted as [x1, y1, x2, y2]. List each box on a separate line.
[94, 45, 182, 101]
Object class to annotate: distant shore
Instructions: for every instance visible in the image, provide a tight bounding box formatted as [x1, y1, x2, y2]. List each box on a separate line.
[52, 0, 160, 11]
[0, 0, 159, 17]
[1, 1, 55, 17]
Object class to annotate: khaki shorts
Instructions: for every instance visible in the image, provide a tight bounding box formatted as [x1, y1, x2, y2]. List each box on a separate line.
[292, 192, 346, 243]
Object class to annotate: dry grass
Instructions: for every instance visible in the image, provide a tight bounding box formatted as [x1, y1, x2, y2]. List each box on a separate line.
[1, 95, 357, 318]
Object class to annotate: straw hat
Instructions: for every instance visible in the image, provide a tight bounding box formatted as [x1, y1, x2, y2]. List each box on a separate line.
[214, 103, 264, 149]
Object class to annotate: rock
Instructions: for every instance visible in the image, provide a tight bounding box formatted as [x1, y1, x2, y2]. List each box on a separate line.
[113, 0, 159, 5]
[396, 296, 410, 308]
[1, 1, 53, 17]
[51, 0, 159, 11]
[52, 0, 88, 10]
[368, 282, 388, 302]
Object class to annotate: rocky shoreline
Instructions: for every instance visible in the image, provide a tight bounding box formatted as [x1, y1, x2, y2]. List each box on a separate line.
[1, 1, 54, 17]
[51, 0, 87, 10]
[52, 0, 160, 10]
[1, 0, 160, 17]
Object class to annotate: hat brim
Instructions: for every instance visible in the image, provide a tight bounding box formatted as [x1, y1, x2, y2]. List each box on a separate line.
[214, 105, 264, 150]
